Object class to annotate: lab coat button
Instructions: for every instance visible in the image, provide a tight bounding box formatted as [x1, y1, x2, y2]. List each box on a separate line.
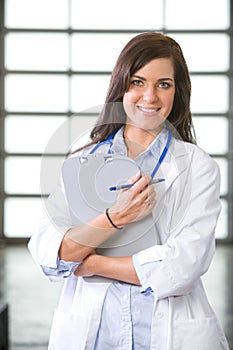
[155, 311, 163, 319]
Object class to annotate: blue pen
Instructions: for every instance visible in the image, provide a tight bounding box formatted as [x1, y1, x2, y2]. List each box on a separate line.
[109, 178, 165, 191]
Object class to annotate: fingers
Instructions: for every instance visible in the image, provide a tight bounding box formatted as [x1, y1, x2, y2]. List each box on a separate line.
[129, 176, 156, 209]
[127, 170, 142, 185]
[147, 194, 157, 208]
[129, 173, 152, 193]
[126, 171, 154, 193]
[111, 173, 157, 226]
[121, 173, 156, 206]
[133, 175, 157, 211]
[138, 186, 156, 209]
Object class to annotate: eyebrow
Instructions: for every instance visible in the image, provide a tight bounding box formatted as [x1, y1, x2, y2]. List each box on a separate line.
[132, 74, 174, 82]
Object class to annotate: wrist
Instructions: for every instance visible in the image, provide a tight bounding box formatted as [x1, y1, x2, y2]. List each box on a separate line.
[105, 208, 124, 230]
[108, 207, 127, 228]
[86, 254, 98, 274]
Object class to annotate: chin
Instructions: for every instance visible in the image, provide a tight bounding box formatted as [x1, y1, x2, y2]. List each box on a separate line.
[134, 117, 166, 132]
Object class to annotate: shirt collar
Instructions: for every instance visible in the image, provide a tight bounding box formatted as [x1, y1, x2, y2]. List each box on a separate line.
[147, 128, 170, 160]
[111, 127, 170, 162]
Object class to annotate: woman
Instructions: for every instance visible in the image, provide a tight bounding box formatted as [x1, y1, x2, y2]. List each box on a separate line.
[28, 32, 230, 349]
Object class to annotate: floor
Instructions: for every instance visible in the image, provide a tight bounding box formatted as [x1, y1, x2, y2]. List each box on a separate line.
[0, 244, 232, 350]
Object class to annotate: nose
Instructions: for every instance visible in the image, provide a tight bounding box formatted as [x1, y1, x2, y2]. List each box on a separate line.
[142, 85, 158, 104]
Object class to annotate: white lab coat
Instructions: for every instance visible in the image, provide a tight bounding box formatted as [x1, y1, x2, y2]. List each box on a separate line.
[28, 135, 230, 350]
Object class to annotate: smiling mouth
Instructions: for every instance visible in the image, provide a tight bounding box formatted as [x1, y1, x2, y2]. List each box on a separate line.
[137, 106, 161, 113]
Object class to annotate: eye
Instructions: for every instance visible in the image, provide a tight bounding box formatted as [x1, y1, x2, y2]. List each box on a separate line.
[159, 82, 171, 89]
[131, 79, 144, 87]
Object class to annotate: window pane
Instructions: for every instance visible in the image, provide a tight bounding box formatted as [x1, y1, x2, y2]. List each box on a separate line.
[71, 75, 110, 112]
[165, 0, 230, 29]
[215, 200, 228, 239]
[71, 0, 163, 29]
[5, 0, 69, 29]
[72, 33, 137, 72]
[191, 76, 229, 114]
[213, 158, 228, 196]
[5, 116, 68, 154]
[5, 74, 69, 112]
[5, 33, 69, 71]
[193, 117, 228, 154]
[168, 33, 230, 72]
[5, 156, 41, 194]
[4, 198, 44, 238]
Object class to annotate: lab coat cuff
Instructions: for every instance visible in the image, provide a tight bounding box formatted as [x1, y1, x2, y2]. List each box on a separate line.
[133, 254, 159, 293]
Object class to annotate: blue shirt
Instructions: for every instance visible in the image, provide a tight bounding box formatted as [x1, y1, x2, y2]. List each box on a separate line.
[42, 127, 170, 348]
[94, 281, 154, 349]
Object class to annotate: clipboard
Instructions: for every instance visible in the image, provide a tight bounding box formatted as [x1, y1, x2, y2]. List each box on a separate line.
[62, 153, 157, 257]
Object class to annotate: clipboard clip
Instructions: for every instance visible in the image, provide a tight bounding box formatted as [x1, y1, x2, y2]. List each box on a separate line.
[79, 156, 88, 164]
[104, 156, 113, 164]
[79, 155, 113, 165]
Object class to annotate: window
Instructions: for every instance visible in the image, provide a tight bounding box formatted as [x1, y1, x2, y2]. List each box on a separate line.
[0, 0, 232, 241]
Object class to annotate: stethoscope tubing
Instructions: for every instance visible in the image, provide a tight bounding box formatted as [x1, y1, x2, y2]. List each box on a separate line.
[89, 129, 172, 179]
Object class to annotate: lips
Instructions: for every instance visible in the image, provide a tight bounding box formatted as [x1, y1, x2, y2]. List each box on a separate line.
[137, 106, 161, 113]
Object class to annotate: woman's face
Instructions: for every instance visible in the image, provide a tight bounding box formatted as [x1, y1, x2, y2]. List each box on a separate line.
[123, 58, 175, 134]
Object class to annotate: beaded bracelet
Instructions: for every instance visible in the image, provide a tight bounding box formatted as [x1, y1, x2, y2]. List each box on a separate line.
[105, 208, 123, 230]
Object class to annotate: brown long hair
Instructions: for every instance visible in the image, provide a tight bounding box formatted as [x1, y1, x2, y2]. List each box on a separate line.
[77, 32, 195, 151]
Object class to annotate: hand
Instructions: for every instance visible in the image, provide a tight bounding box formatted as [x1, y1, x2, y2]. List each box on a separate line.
[74, 253, 96, 277]
[109, 171, 157, 227]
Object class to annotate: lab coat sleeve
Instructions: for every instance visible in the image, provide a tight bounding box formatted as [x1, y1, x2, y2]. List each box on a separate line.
[133, 146, 221, 299]
[132, 254, 159, 293]
[28, 178, 76, 281]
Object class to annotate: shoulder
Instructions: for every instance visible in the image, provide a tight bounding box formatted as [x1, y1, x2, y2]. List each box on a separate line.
[173, 137, 216, 161]
[172, 137, 219, 176]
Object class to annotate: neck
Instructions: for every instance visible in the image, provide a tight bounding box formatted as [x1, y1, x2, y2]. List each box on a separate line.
[123, 125, 161, 159]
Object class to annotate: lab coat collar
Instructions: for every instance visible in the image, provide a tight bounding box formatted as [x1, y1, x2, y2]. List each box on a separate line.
[170, 136, 191, 159]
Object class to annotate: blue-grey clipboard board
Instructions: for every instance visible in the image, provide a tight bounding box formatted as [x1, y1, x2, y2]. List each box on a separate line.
[62, 153, 157, 257]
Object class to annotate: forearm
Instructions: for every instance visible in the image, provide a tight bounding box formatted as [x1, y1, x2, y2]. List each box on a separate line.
[74, 254, 141, 285]
[59, 213, 117, 262]
[59, 173, 156, 263]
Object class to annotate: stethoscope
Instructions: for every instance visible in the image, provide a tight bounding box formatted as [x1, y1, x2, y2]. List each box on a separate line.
[89, 129, 172, 180]
[89, 133, 116, 155]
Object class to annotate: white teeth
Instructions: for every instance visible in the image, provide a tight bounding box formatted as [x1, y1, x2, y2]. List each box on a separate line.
[139, 106, 160, 113]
